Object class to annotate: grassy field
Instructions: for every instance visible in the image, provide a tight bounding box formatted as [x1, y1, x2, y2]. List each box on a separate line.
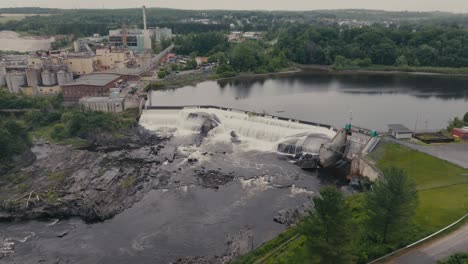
[371, 142, 468, 234]
[233, 142, 468, 263]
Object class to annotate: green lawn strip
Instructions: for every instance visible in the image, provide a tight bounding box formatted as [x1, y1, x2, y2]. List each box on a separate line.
[373, 143, 468, 190]
[414, 183, 468, 234]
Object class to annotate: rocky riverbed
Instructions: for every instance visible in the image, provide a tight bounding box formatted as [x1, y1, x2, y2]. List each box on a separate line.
[0, 127, 170, 222]
[0, 124, 347, 263]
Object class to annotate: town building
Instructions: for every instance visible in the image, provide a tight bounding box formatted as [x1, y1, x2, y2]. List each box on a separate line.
[61, 73, 123, 102]
[95, 48, 127, 70]
[388, 124, 414, 139]
[66, 55, 97, 75]
[79, 96, 125, 113]
[452, 127, 468, 140]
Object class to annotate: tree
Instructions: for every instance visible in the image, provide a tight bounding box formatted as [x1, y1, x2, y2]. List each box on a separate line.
[366, 167, 418, 243]
[300, 187, 353, 264]
[184, 59, 198, 70]
[157, 70, 167, 79]
[396, 55, 409, 67]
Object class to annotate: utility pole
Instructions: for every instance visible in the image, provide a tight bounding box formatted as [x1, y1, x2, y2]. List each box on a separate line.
[414, 113, 419, 134]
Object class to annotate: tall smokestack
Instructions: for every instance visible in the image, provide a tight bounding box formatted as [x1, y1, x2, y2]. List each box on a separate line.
[142, 5, 152, 51]
[122, 20, 127, 47]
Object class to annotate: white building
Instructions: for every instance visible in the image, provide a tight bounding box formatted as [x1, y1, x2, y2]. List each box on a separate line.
[388, 124, 414, 139]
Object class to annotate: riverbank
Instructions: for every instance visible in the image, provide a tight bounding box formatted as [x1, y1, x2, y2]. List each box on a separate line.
[145, 67, 301, 91]
[299, 64, 468, 76]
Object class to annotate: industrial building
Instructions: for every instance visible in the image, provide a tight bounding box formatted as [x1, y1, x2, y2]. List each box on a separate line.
[79, 96, 125, 113]
[61, 73, 123, 102]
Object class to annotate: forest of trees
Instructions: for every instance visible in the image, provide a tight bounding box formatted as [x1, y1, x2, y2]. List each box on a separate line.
[276, 24, 468, 68]
[172, 32, 289, 76]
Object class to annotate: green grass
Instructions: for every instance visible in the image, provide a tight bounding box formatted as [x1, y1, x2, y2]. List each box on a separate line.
[120, 176, 136, 189]
[232, 227, 302, 264]
[371, 142, 468, 234]
[371, 143, 468, 190]
[31, 125, 89, 148]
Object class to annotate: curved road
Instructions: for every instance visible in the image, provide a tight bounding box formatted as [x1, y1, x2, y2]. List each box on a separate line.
[389, 224, 468, 264]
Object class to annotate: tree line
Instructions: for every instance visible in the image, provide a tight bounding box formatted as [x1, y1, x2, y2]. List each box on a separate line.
[276, 24, 468, 68]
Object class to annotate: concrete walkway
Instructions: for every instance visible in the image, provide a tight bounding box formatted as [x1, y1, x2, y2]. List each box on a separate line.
[387, 138, 468, 169]
[389, 224, 468, 264]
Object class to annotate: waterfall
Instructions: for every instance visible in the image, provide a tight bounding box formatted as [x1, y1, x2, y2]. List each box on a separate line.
[140, 108, 336, 153]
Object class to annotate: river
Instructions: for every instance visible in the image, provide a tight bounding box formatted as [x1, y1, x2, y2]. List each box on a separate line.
[149, 71, 468, 131]
[1, 71, 466, 263]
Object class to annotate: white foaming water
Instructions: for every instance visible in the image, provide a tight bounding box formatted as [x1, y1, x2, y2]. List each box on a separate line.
[289, 185, 314, 197]
[140, 108, 336, 152]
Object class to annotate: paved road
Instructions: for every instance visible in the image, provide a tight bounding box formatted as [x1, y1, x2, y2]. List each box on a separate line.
[389, 224, 468, 264]
[387, 138, 468, 169]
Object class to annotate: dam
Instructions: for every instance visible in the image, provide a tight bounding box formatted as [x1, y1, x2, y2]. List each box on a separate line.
[140, 106, 338, 156]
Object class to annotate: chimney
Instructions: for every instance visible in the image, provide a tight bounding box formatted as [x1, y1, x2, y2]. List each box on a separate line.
[142, 6, 152, 51]
[122, 20, 127, 47]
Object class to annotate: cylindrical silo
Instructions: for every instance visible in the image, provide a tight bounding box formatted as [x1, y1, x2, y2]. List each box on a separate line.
[0, 65, 6, 87]
[26, 68, 42, 87]
[57, 70, 74, 85]
[41, 69, 57, 86]
[6, 72, 27, 94]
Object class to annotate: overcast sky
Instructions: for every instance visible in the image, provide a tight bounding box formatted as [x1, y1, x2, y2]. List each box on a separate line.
[1, 0, 467, 13]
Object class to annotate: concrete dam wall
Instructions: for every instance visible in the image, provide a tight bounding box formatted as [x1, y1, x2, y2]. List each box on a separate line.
[140, 107, 337, 154]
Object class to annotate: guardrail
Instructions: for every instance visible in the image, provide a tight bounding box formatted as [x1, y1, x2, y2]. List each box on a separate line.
[367, 213, 468, 264]
[145, 105, 337, 131]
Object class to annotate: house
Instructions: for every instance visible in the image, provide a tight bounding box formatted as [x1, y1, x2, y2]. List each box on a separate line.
[452, 127, 468, 140]
[388, 124, 414, 139]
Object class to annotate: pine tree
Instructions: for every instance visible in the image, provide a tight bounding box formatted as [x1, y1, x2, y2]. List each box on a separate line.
[301, 187, 353, 264]
[366, 167, 418, 243]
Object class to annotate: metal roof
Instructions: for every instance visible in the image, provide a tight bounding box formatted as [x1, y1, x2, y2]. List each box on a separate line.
[388, 124, 413, 133]
[62, 74, 121, 87]
[79, 96, 124, 103]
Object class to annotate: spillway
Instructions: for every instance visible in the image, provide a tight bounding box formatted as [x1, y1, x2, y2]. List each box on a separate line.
[140, 107, 336, 153]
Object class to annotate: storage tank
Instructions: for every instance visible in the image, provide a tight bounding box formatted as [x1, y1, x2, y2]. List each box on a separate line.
[26, 68, 42, 87]
[0, 65, 6, 87]
[41, 69, 57, 86]
[6, 72, 27, 93]
[57, 70, 73, 85]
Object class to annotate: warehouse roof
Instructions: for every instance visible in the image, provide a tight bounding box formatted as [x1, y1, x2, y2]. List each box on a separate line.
[62, 74, 121, 87]
[388, 124, 413, 133]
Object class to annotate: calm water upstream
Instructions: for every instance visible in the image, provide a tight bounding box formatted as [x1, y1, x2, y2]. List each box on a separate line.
[149, 71, 468, 131]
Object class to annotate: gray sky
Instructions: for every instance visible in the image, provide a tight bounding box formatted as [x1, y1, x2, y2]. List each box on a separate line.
[1, 0, 467, 13]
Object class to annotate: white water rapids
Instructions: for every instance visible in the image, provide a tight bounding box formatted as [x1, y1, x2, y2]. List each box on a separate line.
[140, 107, 336, 153]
